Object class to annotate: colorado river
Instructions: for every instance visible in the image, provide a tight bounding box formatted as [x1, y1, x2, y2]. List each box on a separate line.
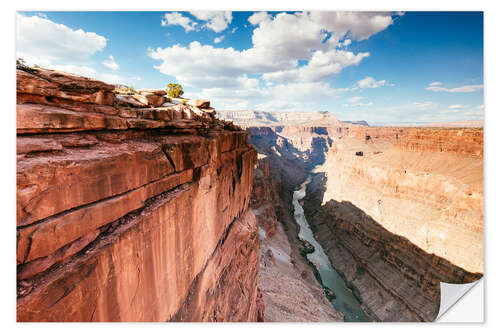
[293, 177, 370, 322]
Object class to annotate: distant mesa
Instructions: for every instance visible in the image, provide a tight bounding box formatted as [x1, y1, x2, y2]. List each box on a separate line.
[341, 120, 370, 126]
[217, 110, 342, 127]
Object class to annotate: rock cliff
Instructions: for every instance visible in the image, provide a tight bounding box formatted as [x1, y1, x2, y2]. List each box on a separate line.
[303, 126, 483, 321]
[16, 68, 263, 322]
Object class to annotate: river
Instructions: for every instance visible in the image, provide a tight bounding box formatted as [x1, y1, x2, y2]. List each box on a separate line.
[292, 177, 370, 322]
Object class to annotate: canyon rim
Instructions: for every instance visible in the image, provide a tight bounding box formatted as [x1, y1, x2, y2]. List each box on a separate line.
[15, 10, 484, 323]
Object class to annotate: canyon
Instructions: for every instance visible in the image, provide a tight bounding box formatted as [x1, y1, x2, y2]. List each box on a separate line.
[223, 111, 483, 322]
[16, 68, 483, 322]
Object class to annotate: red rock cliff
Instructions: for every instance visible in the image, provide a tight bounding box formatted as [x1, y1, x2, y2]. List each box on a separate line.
[16, 68, 263, 322]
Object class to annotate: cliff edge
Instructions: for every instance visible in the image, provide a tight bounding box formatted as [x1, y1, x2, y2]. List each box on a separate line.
[16, 68, 263, 322]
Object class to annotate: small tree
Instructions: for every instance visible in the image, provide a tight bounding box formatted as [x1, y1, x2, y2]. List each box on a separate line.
[166, 83, 184, 98]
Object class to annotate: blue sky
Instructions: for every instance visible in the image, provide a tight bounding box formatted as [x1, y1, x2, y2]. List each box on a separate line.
[16, 11, 484, 124]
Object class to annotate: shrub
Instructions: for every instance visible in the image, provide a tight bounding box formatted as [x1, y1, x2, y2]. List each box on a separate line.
[16, 58, 36, 74]
[166, 83, 184, 98]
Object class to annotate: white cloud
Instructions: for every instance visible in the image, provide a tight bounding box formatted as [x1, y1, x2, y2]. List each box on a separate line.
[309, 11, 398, 41]
[248, 12, 270, 25]
[150, 11, 399, 109]
[263, 49, 369, 82]
[429, 81, 443, 86]
[347, 96, 365, 103]
[411, 101, 436, 110]
[213, 36, 225, 44]
[356, 76, 388, 89]
[16, 13, 106, 65]
[103, 55, 119, 70]
[426, 83, 484, 93]
[149, 41, 293, 88]
[161, 12, 197, 32]
[448, 104, 468, 109]
[190, 11, 232, 33]
[338, 39, 352, 47]
[344, 96, 373, 107]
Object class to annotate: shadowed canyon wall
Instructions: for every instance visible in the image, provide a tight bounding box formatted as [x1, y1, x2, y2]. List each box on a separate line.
[16, 68, 263, 322]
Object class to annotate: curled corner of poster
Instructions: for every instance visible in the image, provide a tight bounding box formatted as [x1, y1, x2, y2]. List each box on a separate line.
[436, 278, 484, 322]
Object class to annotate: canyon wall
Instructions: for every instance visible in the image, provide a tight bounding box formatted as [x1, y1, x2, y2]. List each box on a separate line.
[16, 68, 263, 322]
[303, 126, 483, 321]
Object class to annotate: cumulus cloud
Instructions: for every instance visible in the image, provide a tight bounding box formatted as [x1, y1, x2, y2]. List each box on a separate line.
[16, 13, 106, 65]
[263, 49, 369, 82]
[248, 12, 271, 25]
[149, 11, 393, 88]
[149, 41, 294, 88]
[190, 11, 232, 33]
[150, 11, 400, 109]
[343, 96, 373, 107]
[213, 36, 225, 44]
[347, 96, 365, 103]
[161, 12, 197, 32]
[338, 39, 352, 47]
[356, 76, 388, 89]
[309, 11, 398, 41]
[426, 83, 484, 92]
[448, 104, 468, 109]
[103, 55, 119, 70]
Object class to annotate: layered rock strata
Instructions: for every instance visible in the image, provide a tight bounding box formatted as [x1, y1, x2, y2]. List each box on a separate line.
[16, 68, 262, 322]
[302, 126, 483, 321]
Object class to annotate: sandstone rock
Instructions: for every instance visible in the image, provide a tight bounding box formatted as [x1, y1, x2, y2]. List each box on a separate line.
[31, 68, 115, 91]
[131, 94, 148, 105]
[137, 94, 165, 107]
[138, 89, 167, 96]
[187, 99, 210, 108]
[115, 94, 147, 107]
[17, 142, 174, 226]
[17, 104, 106, 134]
[17, 69, 115, 105]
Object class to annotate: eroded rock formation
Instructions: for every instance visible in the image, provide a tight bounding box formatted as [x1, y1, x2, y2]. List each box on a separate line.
[16, 68, 263, 322]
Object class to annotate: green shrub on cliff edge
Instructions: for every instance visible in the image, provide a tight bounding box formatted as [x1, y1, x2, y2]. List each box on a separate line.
[166, 83, 184, 98]
[16, 58, 36, 74]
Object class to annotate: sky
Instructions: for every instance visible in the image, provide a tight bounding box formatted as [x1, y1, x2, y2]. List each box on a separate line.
[16, 11, 484, 125]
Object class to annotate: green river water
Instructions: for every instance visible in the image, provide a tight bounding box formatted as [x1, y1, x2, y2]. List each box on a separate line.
[292, 177, 370, 322]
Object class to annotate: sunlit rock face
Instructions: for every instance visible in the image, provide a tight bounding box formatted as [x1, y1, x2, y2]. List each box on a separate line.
[16, 68, 264, 322]
[315, 127, 483, 274]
